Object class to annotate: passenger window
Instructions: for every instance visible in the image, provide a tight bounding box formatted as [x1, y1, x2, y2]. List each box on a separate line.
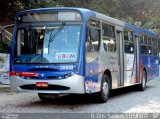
[148, 37, 151, 45]
[140, 35, 148, 55]
[86, 18, 100, 63]
[152, 38, 157, 46]
[152, 47, 158, 55]
[124, 30, 133, 41]
[144, 36, 147, 44]
[140, 45, 148, 54]
[140, 36, 144, 43]
[140, 36, 158, 56]
[124, 29, 134, 54]
[124, 42, 134, 54]
[148, 46, 152, 55]
[152, 38, 158, 56]
[86, 27, 100, 52]
[102, 23, 116, 52]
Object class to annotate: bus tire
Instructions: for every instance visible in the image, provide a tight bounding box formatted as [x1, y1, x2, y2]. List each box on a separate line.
[96, 74, 110, 103]
[139, 71, 146, 91]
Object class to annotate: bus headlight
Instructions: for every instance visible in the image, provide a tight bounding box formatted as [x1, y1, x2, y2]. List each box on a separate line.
[58, 76, 62, 79]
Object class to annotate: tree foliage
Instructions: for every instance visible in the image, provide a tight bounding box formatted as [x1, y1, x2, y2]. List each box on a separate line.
[0, 0, 160, 34]
[0, 42, 10, 53]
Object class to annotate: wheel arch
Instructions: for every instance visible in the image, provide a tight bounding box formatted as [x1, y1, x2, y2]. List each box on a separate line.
[143, 67, 147, 81]
[103, 69, 112, 90]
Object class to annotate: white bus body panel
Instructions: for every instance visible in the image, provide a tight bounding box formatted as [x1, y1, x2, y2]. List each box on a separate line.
[10, 74, 85, 94]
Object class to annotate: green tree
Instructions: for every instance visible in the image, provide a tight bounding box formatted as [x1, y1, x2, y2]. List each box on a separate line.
[0, 0, 160, 34]
[0, 42, 10, 53]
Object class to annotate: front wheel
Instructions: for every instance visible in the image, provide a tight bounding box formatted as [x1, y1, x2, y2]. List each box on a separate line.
[96, 74, 110, 103]
[139, 71, 146, 91]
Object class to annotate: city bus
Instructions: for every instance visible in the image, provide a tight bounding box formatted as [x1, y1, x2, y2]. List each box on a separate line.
[10, 8, 159, 103]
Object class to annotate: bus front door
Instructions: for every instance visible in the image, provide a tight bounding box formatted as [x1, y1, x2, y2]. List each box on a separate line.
[116, 30, 124, 87]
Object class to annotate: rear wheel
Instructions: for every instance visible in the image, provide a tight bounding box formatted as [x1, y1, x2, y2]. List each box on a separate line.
[139, 71, 146, 91]
[96, 74, 110, 103]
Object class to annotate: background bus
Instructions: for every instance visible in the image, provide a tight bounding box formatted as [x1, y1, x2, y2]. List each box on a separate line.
[10, 8, 159, 103]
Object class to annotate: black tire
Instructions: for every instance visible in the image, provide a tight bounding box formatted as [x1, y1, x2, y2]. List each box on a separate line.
[96, 74, 110, 103]
[139, 71, 147, 91]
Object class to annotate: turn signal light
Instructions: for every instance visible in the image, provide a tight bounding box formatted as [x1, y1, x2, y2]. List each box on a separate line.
[16, 72, 36, 77]
[9, 72, 16, 76]
[9, 72, 36, 77]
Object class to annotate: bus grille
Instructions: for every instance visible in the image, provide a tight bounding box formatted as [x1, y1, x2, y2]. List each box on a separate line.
[20, 84, 70, 91]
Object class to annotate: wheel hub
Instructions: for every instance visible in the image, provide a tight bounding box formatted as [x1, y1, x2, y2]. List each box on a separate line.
[102, 81, 109, 97]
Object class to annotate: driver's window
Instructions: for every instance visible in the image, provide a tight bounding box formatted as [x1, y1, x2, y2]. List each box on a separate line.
[86, 18, 100, 63]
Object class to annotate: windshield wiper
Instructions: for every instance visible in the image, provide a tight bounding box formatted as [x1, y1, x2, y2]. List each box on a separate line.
[48, 22, 66, 51]
[49, 22, 66, 42]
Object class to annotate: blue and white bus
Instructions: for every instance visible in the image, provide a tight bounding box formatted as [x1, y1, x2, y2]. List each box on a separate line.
[10, 8, 159, 103]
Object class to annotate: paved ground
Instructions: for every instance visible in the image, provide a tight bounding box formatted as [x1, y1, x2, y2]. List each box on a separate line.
[0, 79, 160, 113]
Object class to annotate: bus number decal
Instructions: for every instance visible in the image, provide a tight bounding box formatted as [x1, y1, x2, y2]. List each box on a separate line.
[60, 65, 74, 70]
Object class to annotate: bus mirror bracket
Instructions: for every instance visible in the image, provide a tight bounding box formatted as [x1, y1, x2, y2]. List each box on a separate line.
[1, 24, 14, 43]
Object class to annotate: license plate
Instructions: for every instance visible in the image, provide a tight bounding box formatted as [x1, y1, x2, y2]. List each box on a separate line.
[36, 82, 48, 88]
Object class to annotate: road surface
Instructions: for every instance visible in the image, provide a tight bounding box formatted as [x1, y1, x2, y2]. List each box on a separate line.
[0, 79, 160, 114]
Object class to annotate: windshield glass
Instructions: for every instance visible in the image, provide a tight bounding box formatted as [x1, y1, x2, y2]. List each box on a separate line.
[14, 24, 81, 63]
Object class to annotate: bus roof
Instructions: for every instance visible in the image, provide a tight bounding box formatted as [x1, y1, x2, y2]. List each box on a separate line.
[96, 13, 158, 38]
[16, 7, 158, 38]
[16, 7, 91, 16]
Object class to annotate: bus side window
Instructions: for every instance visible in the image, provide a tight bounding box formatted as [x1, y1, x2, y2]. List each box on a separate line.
[86, 27, 100, 52]
[85, 19, 100, 63]
[102, 23, 116, 52]
[124, 29, 134, 54]
[140, 45, 148, 54]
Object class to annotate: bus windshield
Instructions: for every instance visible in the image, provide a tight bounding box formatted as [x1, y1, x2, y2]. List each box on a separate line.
[14, 24, 81, 63]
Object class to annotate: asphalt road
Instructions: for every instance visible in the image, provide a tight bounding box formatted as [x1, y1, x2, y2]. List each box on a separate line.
[0, 79, 160, 114]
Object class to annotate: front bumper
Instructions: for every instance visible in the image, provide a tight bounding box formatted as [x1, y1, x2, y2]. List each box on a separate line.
[10, 74, 85, 94]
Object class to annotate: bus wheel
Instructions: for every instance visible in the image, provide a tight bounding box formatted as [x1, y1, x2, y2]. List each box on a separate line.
[139, 71, 146, 91]
[38, 93, 58, 101]
[97, 74, 110, 103]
